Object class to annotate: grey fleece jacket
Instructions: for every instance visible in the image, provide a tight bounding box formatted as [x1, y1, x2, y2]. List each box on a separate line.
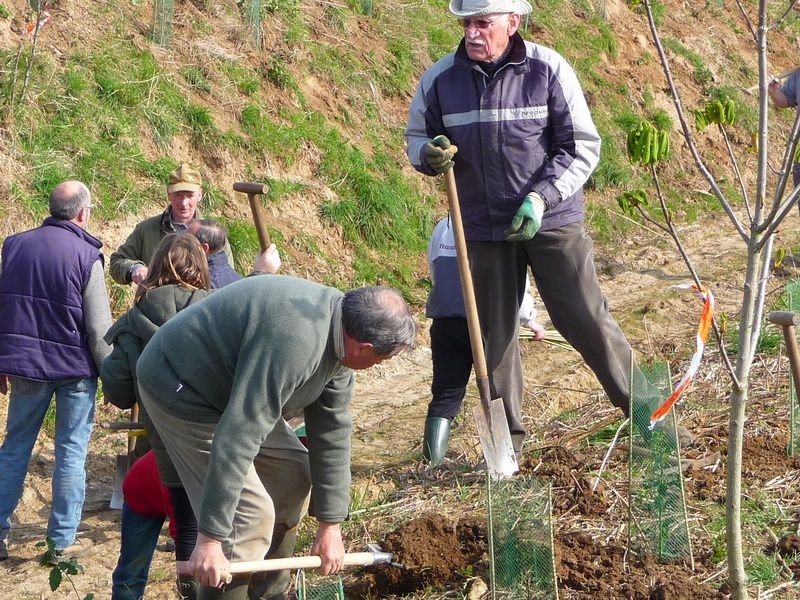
[136, 275, 354, 540]
[100, 285, 211, 409]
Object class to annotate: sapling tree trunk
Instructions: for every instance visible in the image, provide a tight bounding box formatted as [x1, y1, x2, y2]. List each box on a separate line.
[632, 0, 800, 597]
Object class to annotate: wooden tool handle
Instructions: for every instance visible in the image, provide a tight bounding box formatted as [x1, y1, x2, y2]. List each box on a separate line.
[127, 404, 139, 455]
[234, 181, 271, 252]
[248, 194, 271, 251]
[233, 182, 269, 195]
[443, 168, 489, 390]
[768, 311, 800, 402]
[228, 552, 380, 576]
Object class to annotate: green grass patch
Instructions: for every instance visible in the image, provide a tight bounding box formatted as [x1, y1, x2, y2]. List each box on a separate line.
[381, 39, 416, 96]
[180, 65, 212, 93]
[0, 4, 11, 18]
[263, 56, 297, 92]
[588, 114, 634, 191]
[662, 37, 713, 89]
[586, 200, 633, 243]
[1, 40, 230, 218]
[260, 0, 306, 44]
[427, 25, 460, 61]
[220, 60, 260, 96]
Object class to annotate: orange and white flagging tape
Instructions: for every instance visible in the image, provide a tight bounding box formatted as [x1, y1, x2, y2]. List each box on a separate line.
[649, 283, 715, 428]
[25, 11, 51, 36]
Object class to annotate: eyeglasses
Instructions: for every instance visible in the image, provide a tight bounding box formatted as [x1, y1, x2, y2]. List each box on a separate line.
[458, 16, 501, 30]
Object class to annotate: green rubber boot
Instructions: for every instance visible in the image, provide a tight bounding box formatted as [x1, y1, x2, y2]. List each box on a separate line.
[422, 417, 451, 466]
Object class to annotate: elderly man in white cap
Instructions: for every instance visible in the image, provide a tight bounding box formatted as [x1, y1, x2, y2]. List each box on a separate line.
[406, 0, 691, 455]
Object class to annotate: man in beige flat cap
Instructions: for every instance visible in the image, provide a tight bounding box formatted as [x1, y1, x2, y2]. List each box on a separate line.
[110, 163, 233, 285]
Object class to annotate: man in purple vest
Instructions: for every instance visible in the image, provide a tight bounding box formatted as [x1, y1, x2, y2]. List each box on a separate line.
[0, 180, 112, 562]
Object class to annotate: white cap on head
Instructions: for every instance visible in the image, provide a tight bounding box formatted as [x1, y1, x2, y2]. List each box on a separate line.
[449, 0, 532, 17]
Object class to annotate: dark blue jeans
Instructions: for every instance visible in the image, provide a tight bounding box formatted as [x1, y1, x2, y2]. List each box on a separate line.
[0, 377, 96, 549]
[111, 502, 165, 600]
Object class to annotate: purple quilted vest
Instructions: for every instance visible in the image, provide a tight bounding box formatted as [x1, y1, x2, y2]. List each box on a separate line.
[0, 217, 103, 381]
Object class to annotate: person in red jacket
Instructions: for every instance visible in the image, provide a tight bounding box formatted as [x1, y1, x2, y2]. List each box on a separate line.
[111, 450, 197, 600]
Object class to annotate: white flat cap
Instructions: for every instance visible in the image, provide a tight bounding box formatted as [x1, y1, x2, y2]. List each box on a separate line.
[449, 0, 532, 17]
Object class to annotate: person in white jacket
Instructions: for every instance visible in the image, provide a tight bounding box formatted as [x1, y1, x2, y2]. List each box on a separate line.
[423, 217, 544, 465]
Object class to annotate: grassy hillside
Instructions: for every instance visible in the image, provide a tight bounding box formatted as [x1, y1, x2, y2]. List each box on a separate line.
[1, 0, 799, 312]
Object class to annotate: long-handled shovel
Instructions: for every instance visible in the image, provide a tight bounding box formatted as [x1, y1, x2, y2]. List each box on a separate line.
[443, 160, 519, 478]
[110, 404, 144, 509]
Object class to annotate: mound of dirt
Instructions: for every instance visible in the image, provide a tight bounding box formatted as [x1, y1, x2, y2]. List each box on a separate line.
[346, 513, 488, 598]
[519, 446, 609, 516]
[741, 434, 800, 483]
[556, 531, 725, 599]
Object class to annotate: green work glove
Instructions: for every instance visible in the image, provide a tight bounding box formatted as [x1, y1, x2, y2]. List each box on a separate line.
[425, 135, 456, 174]
[505, 193, 545, 242]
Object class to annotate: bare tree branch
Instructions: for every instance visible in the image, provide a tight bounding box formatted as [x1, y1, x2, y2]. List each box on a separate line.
[748, 235, 773, 364]
[651, 166, 739, 385]
[759, 184, 800, 245]
[720, 125, 752, 222]
[643, 0, 750, 244]
[770, 0, 799, 29]
[733, 0, 757, 41]
[760, 108, 800, 233]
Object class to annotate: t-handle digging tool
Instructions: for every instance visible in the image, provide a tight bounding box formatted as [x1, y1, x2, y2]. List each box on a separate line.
[224, 547, 395, 582]
[443, 154, 519, 478]
[234, 181, 271, 251]
[742, 67, 798, 95]
[768, 311, 800, 403]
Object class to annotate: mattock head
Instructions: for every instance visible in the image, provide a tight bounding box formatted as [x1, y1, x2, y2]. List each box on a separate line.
[365, 543, 404, 569]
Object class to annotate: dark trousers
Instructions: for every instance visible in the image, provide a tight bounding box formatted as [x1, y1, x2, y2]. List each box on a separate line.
[468, 223, 637, 450]
[429, 317, 473, 420]
[111, 502, 164, 600]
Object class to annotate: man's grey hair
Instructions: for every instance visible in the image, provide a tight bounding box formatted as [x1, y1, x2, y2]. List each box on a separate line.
[49, 181, 91, 220]
[342, 286, 417, 355]
[190, 219, 228, 254]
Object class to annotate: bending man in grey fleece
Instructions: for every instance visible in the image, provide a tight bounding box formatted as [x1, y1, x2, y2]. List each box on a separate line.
[136, 276, 416, 599]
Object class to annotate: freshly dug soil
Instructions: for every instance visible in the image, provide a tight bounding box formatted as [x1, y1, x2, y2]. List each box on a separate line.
[345, 513, 487, 598]
[555, 531, 725, 600]
[347, 495, 720, 598]
[519, 445, 609, 516]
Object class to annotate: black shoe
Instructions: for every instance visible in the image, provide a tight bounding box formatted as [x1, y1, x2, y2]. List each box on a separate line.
[0, 540, 7, 561]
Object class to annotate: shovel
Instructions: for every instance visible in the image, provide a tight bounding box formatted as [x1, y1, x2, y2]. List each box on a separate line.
[110, 404, 144, 509]
[443, 160, 519, 478]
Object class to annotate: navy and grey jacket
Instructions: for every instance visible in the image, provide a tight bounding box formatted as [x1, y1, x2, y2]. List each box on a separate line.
[406, 33, 601, 241]
[208, 251, 242, 289]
